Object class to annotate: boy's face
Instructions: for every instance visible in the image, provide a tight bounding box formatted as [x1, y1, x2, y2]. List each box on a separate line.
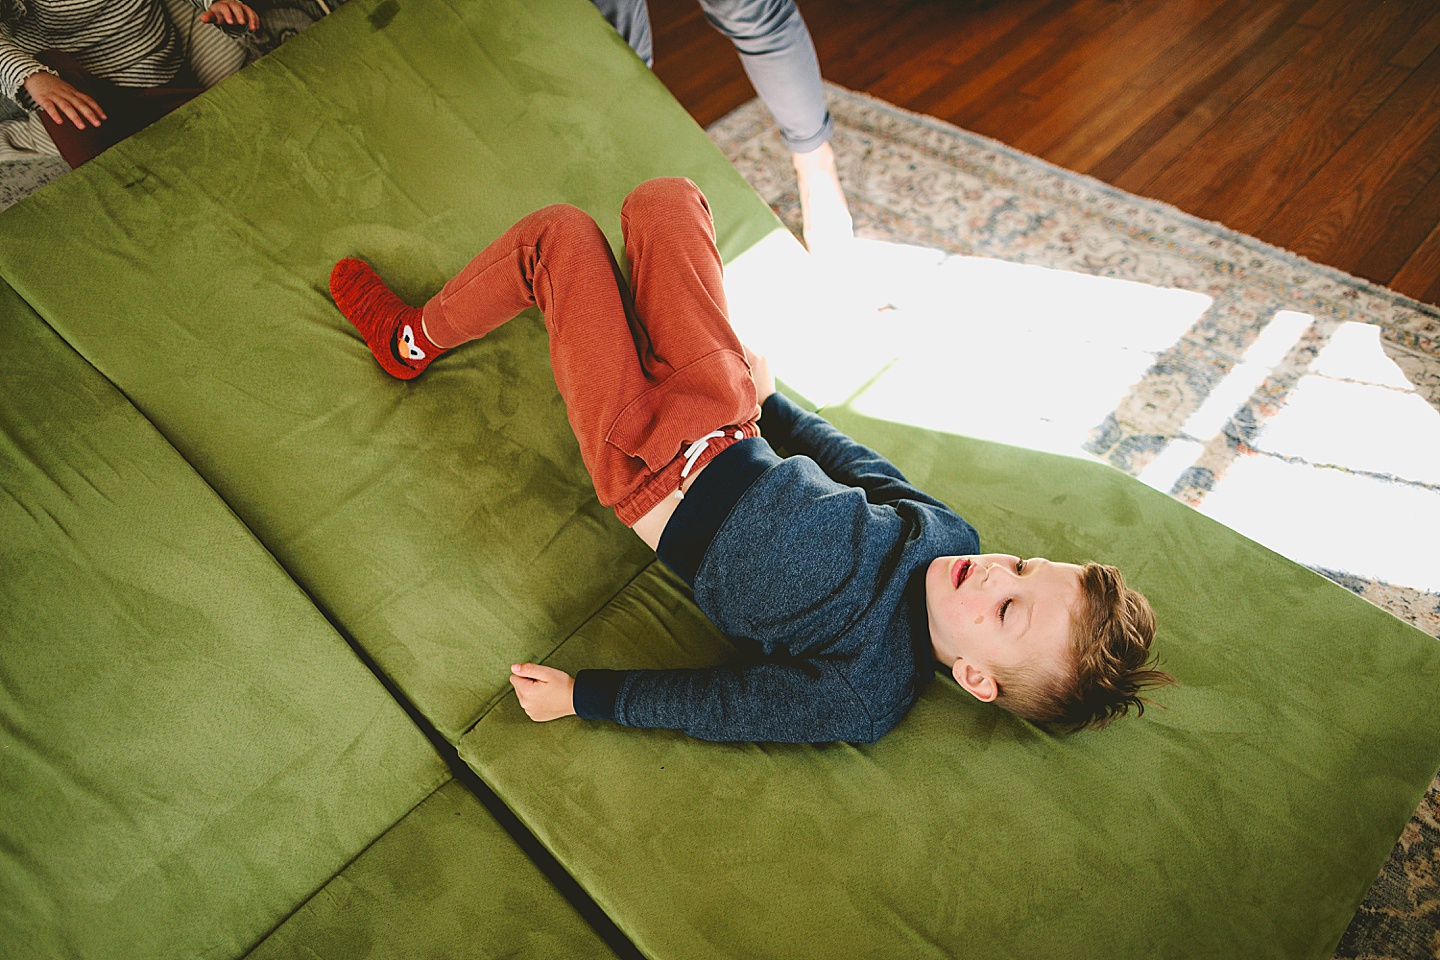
[924, 554, 1083, 703]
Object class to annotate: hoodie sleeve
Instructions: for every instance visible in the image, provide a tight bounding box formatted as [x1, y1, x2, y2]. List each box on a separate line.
[573, 658, 886, 744]
[0, 31, 54, 110]
[760, 391, 945, 509]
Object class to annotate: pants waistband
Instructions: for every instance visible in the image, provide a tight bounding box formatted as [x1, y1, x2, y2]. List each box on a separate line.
[656, 437, 782, 587]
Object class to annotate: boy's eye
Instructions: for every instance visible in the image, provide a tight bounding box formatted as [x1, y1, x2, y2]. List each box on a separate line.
[1016, 558, 1026, 574]
[999, 598, 1012, 623]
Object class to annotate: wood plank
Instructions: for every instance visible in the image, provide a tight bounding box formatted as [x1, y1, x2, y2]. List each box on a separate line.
[1097, 3, 1321, 194]
[968, 0, 1232, 160]
[824, 0, 1047, 100]
[1196, 2, 1436, 232]
[1142, 0, 1410, 215]
[1215, 61, 1410, 236]
[1390, 217, 1440, 305]
[1260, 46, 1440, 271]
[1042, 0, 1291, 173]
[909, 0, 1118, 125]
[1390, 7, 1440, 70]
[1353, 156, 1440, 287]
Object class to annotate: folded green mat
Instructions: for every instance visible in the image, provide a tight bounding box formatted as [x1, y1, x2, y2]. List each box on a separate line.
[0, 0, 773, 743]
[246, 779, 617, 960]
[0, 280, 448, 960]
[4, 0, 1437, 956]
[460, 407, 1440, 960]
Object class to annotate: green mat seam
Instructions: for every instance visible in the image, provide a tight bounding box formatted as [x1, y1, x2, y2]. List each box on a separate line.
[237, 776, 456, 958]
[456, 557, 664, 742]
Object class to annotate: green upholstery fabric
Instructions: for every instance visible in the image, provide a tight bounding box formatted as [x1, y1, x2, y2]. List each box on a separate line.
[0, 280, 449, 960]
[247, 778, 616, 960]
[0, 0, 777, 743]
[460, 404, 1440, 960]
[5, 0, 1436, 955]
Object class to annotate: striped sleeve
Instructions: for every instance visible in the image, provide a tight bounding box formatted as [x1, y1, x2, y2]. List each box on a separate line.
[0, 0, 198, 110]
[0, 32, 54, 108]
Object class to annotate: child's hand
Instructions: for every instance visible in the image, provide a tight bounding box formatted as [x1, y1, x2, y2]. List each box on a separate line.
[201, 0, 259, 31]
[24, 72, 104, 129]
[509, 663, 576, 721]
[743, 344, 775, 404]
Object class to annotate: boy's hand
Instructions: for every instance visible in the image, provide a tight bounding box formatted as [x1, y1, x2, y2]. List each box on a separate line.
[509, 663, 576, 721]
[743, 344, 775, 404]
[24, 72, 105, 129]
[202, 0, 260, 30]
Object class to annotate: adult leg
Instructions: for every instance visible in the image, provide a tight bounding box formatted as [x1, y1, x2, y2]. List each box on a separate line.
[697, 0, 828, 152]
[590, 0, 654, 66]
[697, 0, 852, 250]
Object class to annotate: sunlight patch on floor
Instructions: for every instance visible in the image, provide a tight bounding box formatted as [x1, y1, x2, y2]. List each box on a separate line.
[724, 234, 1440, 593]
[1205, 321, 1440, 591]
[726, 235, 1211, 457]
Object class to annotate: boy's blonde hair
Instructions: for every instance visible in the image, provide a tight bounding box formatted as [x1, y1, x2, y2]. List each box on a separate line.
[994, 563, 1174, 732]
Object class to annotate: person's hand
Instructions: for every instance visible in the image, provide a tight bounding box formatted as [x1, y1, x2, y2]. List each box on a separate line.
[24, 71, 105, 129]
[509, 663, 576, 721]
[743, 344, 775, 404]
[201, 0, 259, 31]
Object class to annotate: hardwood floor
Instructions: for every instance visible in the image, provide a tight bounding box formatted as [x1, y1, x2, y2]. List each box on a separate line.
[648, 0, 1440, 307]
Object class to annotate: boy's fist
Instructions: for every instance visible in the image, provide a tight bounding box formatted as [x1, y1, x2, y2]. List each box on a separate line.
[510, 663, 576, 721]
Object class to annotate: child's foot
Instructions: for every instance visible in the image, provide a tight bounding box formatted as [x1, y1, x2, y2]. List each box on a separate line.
[330, 258, 443, 380]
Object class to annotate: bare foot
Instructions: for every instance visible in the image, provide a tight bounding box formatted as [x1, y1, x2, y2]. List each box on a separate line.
[793, 142, 853, 254]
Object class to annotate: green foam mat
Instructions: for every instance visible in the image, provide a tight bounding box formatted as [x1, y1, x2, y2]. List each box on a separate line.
[0, 280, 448, 960]
[458, 404, 1440, 960]
[0, 0, 777, 742]
[246, 779, 617, 960]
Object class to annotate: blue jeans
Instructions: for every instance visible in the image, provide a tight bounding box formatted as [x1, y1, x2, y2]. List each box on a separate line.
[591, 0, 833, 153]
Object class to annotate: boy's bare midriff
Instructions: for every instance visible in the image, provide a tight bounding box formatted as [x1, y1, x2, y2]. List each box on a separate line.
[630, 459, 713, 552]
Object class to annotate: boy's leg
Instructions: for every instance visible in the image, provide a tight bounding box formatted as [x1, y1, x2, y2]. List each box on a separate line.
[621, 176, 741, 374]
[335, 202, 719, 522]
[696, 0, 831, 154]
[610, 178, 761, 508]
[430, 196, 756, 524]
[333, 189, 757, 525]
[330, 203, 634, 381]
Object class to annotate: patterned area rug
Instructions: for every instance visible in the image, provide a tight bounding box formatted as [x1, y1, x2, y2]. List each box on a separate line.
[709, 84, 1440, 960]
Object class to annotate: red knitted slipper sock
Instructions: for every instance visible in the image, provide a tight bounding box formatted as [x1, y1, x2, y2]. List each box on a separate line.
[330, 258, 444, 380]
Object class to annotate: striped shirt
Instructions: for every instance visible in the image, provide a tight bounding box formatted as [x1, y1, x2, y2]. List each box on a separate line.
[1, 0, 213, 109]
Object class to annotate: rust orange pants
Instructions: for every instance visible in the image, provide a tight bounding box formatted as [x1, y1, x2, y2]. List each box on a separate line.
[422, 178, 761, 526]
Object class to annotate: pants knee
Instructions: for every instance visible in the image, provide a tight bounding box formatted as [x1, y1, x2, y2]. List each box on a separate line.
[622, 177, 709, 225]
[527, 203, 608, 247]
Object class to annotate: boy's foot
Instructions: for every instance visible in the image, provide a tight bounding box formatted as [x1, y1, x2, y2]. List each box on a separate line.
[329, 258, 443, 380]
[793, 141, 854, 255]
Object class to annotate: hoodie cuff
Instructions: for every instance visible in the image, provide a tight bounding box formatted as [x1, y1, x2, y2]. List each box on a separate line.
[572, 669, 625, 722]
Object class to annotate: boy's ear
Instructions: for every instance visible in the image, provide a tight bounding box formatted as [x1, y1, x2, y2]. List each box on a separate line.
[952, 660, 998, 703]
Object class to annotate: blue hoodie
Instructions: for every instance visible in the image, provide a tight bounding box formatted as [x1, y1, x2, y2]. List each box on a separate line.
[572, 392, 980, 743]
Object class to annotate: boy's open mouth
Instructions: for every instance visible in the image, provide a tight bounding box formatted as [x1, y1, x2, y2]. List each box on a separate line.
[952, 558, 973, 589]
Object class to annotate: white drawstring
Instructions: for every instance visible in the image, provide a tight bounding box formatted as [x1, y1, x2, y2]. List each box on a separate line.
[674, 429, 748, 500]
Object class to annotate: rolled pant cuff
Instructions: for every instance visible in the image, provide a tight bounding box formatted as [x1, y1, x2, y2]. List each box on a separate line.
[783, 112, 833, 154]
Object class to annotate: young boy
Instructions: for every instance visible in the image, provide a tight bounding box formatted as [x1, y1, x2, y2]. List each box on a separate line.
[330, 177, 1172, 743]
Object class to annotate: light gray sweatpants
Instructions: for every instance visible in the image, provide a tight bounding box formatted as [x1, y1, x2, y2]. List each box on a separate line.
[591, 0, 833, 153]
